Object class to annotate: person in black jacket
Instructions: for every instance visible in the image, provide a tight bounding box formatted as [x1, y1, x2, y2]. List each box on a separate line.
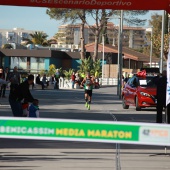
[156, 70, 167, 123]
[9, 74, 35, 117]
[0, 67, 10, 98]
[36, 74, 45, 90]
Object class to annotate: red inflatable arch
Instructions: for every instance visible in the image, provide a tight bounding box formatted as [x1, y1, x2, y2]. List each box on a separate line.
[0, 0, 170, 13]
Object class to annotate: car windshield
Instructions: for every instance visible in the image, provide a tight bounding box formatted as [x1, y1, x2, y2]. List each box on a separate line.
[138, 76, 157, 87]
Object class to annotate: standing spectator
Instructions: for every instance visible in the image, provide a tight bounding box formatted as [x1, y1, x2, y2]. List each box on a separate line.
[55, 69, 60, 78]
[0, 66, 5, 97]
[0, 73, 8, 85]
[156, 70, 167, 123]
[42, 74, 49, 87]
[75, 72, 80, 82]
[54, 69, 60, 89]
[36, 74, 45, 90]
[94, 71, 100, 88]
[0, 67, 10, 98]
[9, 74, 35, 117]
[50, 74, 55, 84]
[9, 66, 20, 95]
[123, 74, 130, 86]
[71, 72, 76, 89]
[0, 73, 9, 104]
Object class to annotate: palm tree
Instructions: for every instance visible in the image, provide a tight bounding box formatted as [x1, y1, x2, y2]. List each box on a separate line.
[48, 64, 56, 76]
[78, 57, 93, 76]
[30, 31, 49, 46]
[63, 69, 74, 80]
[92, 59, 102, 78]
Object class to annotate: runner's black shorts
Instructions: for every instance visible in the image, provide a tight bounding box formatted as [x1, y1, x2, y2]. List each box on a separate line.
[85, 90, 92, 97]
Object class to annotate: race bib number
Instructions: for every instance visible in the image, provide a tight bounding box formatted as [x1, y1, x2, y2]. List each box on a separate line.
[86, 86, 90, 90]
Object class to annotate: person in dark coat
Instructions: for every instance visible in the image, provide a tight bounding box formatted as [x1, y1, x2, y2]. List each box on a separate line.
[0, 67, 10, 98]
[0, 66, 5, 97]
[156, 70, 167, 123]
[9, 74, 35, 117]
[9, 66, 20, 88]
[36, 74, 45, 90]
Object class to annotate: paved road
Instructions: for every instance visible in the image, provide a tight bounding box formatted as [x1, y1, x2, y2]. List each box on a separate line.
[0, 87, 169, 170]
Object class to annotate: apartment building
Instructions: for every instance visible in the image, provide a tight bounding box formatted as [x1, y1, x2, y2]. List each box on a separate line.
[102, 23, 146, 49]
[0, 28, 41, 47]
[57, 24, 89, 45]
[56, 23, 147, 49]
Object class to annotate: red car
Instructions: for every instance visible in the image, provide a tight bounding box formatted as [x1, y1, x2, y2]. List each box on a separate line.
[122, 75, 157, 111]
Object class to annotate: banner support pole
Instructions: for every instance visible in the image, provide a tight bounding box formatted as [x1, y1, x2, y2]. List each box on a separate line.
[160, 10, 165, 73]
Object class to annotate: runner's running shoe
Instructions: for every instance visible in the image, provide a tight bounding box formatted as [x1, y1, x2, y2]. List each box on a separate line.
[85, 102, 88, 108]
[87, 104, 90, 110]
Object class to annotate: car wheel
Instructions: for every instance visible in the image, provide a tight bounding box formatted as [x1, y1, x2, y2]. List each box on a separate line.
[135, 97, 141, 111]
[122, 96, 129, 109]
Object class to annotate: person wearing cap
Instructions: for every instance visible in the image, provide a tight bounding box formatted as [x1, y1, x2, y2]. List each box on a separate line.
[81, 72, 95, 110]
[9, 74, 35, 117]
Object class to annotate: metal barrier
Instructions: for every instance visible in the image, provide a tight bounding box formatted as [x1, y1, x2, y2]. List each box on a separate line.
[99, 78, 118, 86]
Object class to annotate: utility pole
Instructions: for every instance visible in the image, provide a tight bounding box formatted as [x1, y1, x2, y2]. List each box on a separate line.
[106, 11, 123, 99]
[160, 10, 165, 73]
[117, 18, 121, 96]
[150, 27, 153, 67]
[118, 10, 123, 99]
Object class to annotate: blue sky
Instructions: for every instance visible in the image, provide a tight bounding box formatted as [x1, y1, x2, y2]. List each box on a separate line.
[0, 5, 163, 39]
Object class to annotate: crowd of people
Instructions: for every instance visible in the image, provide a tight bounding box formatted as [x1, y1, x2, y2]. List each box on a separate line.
[0, 65, 98, 114]
[0, 66, 39, 118]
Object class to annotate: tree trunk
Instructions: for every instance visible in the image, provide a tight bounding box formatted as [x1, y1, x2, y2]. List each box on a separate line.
[93, 30, 99, 61]
[165, 12, 169, 34]
[80, 10, 85, 60]
[93, 9, 107, 61]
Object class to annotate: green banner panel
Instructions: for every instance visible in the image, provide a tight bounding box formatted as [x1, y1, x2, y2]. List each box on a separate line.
[0, 117, 170, 146]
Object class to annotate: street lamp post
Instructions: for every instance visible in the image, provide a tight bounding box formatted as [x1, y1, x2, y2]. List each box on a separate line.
[117, 18, 121, 96]
[118, 10, 123, 99]
[107, 11, 123, 99]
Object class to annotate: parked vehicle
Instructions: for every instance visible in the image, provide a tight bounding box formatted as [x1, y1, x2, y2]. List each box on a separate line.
[122, 74, 157, 111]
